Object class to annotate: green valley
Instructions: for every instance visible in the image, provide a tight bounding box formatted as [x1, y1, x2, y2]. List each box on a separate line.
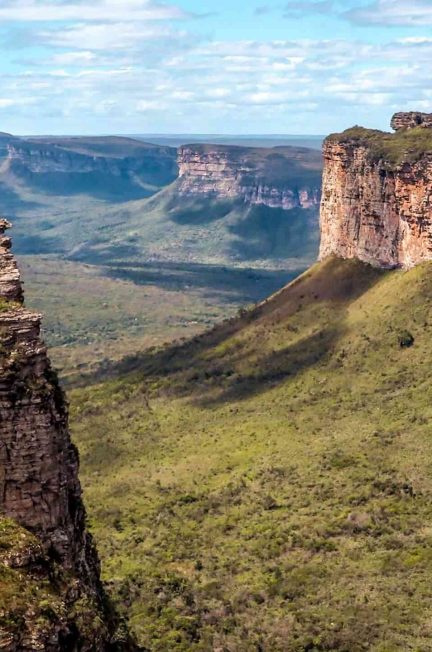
[0, 133, 321, 376]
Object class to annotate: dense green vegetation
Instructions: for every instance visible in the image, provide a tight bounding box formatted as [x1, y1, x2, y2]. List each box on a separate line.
[0, 298, 18, 312]
[0, 519, 60, 633]
[0, 518, 115, 646]
[327, 125, 432, 167]
[70, 256, 432, 651]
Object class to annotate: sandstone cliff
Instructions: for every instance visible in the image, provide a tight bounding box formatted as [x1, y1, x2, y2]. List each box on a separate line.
[0, 220, 132, 650]
[320, 113, 432, 268]
[177, 145, 322, 210]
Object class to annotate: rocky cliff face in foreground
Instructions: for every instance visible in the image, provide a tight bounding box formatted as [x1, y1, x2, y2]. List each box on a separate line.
[0, 220, 131, 650]
[320, 112, 432, 268]
[177, 145, 322, 210]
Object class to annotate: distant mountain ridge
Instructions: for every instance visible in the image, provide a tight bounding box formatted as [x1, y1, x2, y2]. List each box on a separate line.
[0, 132, 178, 201]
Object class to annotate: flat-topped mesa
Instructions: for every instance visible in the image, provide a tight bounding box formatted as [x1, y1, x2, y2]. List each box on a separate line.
[0, 219, 23, 303]
[391, 111, 432, 131]
[319, 113, 432, 269]
[177, 145, 322, 210]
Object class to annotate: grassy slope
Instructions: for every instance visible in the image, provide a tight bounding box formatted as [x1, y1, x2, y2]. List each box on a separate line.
[71, 256, 432, 651]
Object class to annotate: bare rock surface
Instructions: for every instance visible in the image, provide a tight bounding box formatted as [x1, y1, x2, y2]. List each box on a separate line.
[320, 116, 432, 268]
[0, 224, 135, 650]
[391, 111, 432, 131]
[177, 145, 321, 210]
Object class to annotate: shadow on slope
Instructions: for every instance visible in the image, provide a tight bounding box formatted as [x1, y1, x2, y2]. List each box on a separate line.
[75, 258, 384, 403]
[102, 260, 300, 299]
[70, 185, 320, 269]
[229, 204, 319, 260]
[11, 169, 155, 203]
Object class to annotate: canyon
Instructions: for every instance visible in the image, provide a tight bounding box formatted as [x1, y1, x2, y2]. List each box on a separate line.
[320, 112, 432, 268]
[0, 133, 178, 201]
[68, 108, 432, 647]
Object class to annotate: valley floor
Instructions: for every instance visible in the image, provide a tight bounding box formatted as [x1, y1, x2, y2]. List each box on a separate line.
[21, 255, 298, 382]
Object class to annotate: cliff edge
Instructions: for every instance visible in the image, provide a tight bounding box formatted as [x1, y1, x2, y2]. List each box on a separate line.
[320, 112, 432, 268]
[0, 220, 133, 650]
[177, 144, 322, 210]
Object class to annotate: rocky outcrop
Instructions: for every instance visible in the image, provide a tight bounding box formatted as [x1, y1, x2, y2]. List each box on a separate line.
[391, 111, 432, 131]
[0, 221, 133, 649]
[177, 145, 322, 210]
[319, 114, 432, 268]
[0, 220, 23, 302]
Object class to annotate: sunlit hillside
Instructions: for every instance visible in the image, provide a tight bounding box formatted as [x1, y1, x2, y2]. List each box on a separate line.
[71, 256, 432, 651]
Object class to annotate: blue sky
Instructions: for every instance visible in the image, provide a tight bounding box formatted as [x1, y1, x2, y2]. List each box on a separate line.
[1, 0, 432, 134]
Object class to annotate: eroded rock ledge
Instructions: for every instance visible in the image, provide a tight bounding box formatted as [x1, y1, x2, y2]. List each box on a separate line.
[391, 111, 432, 131]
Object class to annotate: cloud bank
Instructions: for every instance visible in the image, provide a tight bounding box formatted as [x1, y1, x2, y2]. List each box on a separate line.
[1, 0, 432, 133]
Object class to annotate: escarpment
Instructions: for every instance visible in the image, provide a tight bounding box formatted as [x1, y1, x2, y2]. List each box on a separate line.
[177, 145, 322, 210]
[0, 135, 178, 199]
[320, 112, 432, 268]
[0, 220, 133, 650]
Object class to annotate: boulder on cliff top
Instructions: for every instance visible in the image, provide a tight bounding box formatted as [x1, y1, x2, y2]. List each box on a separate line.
[391, 111, 432, 131]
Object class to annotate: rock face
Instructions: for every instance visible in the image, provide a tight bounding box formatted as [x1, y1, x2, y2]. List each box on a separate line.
[319, 115, 432, 268]
[391, 111, 432, 131]
[0, 220, 23, 302]
[0, 221, 132, 650]
[177, 145, 322, 210]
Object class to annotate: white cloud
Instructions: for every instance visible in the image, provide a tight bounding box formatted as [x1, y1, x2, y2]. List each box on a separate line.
[3, 7, 432, 133]
[50, 51, 97, 65]
[346, 0, 432, 26]
[0, 0, 190, 22]
[40, 21, 189, 51]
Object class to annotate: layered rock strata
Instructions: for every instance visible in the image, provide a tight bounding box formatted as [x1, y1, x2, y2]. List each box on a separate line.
[0, 220, 23, 302]
[391, 111, 432, 131]
[177, 145, 321, 210]
[0, 220, 131, 650]
[319, 113, 432, 268]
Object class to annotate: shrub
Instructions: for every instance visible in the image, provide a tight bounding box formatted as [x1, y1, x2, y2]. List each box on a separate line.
[398, 330, 415, 348]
